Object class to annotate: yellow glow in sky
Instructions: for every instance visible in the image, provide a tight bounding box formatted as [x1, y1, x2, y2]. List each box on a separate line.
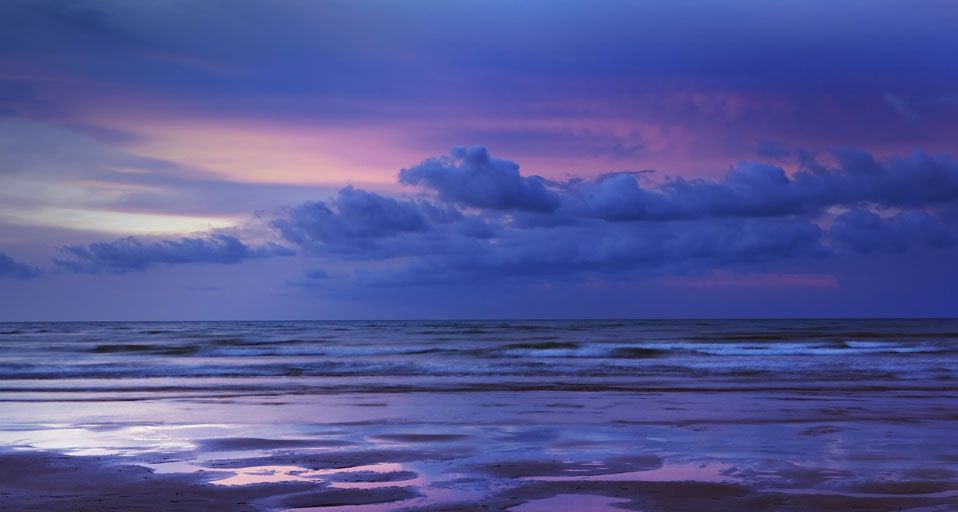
[0, 207, 238, 236]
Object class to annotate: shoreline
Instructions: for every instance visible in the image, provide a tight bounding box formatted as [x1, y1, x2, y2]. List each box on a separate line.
[2, 447, 955, 511]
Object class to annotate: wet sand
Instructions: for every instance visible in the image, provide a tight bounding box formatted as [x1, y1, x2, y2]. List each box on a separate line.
[1, 388, 956, 511]
[0, 448, 954, 512]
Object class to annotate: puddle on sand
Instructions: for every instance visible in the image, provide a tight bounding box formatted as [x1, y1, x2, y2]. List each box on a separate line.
[208, 462, 428, 487]
[210, 465, 325, 486]
[509, 494, 631, 511]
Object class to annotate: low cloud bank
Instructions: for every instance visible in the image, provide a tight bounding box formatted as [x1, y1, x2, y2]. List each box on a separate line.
[0, 252, 39, 279]
[56, 235, 293, 273]
[273, 146, 958, 286]
[39, 146, 958, 287]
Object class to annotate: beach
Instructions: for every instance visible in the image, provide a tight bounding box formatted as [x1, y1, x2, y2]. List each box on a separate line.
[1, 320, 956, 511]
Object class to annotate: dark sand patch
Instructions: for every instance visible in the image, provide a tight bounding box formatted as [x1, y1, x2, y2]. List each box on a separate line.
[406, 480, 952, 512]
[467, 455, 662, 478]
[730, 465, 853, 488]
[903, 468, 958, 480]
[198, 437, 354, 451]
[328, 470, 419, 483]
[841, 480, 957, 495]
[206, 447, 469, 470]
[280, 486, 419, 507]
[0, 450, 315, 512]
[369, 433, 469, 443]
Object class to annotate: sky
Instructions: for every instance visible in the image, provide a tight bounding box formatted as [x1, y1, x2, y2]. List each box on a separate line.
[1, 0, 957, 320]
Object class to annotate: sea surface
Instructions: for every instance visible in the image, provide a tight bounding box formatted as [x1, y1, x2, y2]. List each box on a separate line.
[2, 318, 956, 384]
[1, 319, 956, 511]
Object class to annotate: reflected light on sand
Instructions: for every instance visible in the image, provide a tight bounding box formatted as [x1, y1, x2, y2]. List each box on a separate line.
[0, 425, 198, 455]
[212, 465, 322, 486]
[210, 462, 418, 487]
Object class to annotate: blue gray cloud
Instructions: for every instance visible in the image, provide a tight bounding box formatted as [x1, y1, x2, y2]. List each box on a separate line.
[270, 186, 478, 257]
[39, 147, 958, 289]
[830, 209, 958, 254]
[394, 146, 958, 223]
[399, 146, 560, 212]
[565, 151, 958, 222]
[0, 252, 39, 278]
[275, 147, 958, 287]
[56, 234, 292, 273]
[326, 218, 827, 289]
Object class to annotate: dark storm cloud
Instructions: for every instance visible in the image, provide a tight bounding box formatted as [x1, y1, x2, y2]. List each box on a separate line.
[0, 252, 39, 278]
[56, 235, 292, 273]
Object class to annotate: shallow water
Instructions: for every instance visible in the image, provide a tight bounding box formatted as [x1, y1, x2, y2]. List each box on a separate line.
[1, 319, 956, 510]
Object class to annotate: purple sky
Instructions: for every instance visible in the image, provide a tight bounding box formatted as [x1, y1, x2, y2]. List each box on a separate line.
[1, 0, 957, 319]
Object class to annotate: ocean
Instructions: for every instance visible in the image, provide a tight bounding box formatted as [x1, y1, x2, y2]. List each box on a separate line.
[1, 319, 956, 511]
